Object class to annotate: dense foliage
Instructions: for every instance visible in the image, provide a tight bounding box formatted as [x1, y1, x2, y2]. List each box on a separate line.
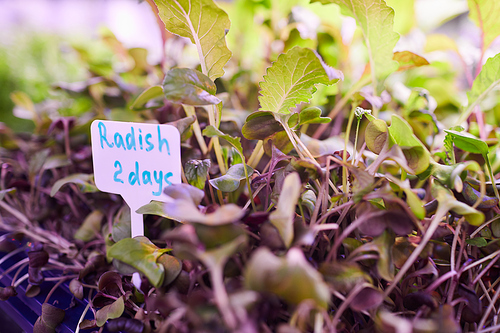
[1, 0, 500, 332]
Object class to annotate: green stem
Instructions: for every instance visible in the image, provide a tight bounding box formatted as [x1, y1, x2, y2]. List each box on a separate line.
[207, 105, 227, 175]
[342, 104, 357, 196]
[182, 105, 208, 155]
[238, 152, 257, 212]
[247, 140, 264, 169]
[283, 125, 306, 160]
[353, 118, 361, 162]
[486, 160, 500, 205]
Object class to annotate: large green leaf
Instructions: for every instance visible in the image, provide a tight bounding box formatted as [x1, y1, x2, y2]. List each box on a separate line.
[107, 237, 171, 287]
[154, 0, 232, 80]
[313, 0, 399, 92]
[162, 68, 221, 105]
[460, 53, 500, 124]
[468, 0, 500, 50]
[258, 46, 342, 114]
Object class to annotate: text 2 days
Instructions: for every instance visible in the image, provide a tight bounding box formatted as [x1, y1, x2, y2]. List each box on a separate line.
[113, 160, 173, 196]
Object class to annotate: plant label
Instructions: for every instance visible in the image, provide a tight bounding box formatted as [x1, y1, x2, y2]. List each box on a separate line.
[91, 120, 181, 237]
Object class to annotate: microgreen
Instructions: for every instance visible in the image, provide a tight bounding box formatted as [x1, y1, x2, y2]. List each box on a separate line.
[1, 0, 500, 332]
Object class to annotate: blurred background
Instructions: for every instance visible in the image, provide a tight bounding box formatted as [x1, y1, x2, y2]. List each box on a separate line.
[1, 0, 496, 133]
[0, 0, 162, 131]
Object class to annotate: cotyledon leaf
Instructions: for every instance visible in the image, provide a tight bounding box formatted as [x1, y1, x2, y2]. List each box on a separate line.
[154, 0, 232, 80]
[258, 46, 342, 114]
[312, 0, 399, 93]
[209, 164, 254, 192]
[269, 172, 302, 248]
[130, 85, 163, 110]
[107, 237, 171, 287]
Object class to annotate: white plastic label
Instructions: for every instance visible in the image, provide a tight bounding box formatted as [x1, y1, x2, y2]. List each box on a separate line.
[90, 120, 181, 236]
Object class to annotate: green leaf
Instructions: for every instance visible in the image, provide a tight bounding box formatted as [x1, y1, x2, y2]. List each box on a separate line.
[433, 183, 484, 226]
[145, 185, 245, 225]
[166, 115, 197, 139]
[312, 0, 399, 92]
[203, 125, 243, 155]
[300, 190, 317, 215]
[373, 230, 395, 280]
[209, 163, 254, 192]
[241, 111, 284, 140]
[50, 173, 97, 196]
[444, 130, 498, 199]
[468, 0, 500, 50]
[365, 118, 388, 154]
[42, 155, 71, 171]
[443, 130, 456, 165]
[466, 237, 488, 247]
[95, 296, 124, 327]
[107, 237, 170, 287]
[74, 210, 104, 242]
[297, 107, 331, 126]
[157, 254, 183, 286]
[162, 68, 221, 105]
[393, 51, 429, 71]
[320, 262, 372, 293]
[185, 159, 211, 190]
[491, 220, 500, 237]
[164, 183, 205, 205]
[388, 115, 430, 175]
[154, 0, 232, 80]
[269, 172, 302, 248]
[258, 46, 342, 114]
[69, 279, 83, 300]
[444, 130, 488, 156]
[385, 176, 425, 219]
[130, 85, 163, 110]
[10, 91, 35, 113]
[137, 200, 173, 219]
[460, 53, 500, 124]
[245, 247, 330, 309]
